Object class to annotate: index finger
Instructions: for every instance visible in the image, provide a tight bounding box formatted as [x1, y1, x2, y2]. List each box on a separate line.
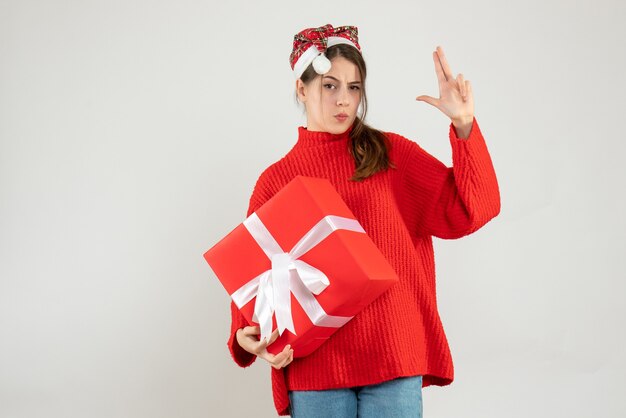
[435, 45, 454, 82]
[432, 51, 447, 84]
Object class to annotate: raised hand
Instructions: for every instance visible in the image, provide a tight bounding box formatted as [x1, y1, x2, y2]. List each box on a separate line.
[416, 45, 474, 125]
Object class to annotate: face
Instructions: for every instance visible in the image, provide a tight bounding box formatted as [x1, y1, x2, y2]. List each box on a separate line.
[296, 56, 362, 133]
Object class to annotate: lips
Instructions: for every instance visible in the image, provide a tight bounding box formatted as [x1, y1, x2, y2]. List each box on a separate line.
[335, 113, 348, 121]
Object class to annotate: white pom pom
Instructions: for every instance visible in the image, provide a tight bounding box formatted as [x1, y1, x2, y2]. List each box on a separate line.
[312, 53, 331, 75]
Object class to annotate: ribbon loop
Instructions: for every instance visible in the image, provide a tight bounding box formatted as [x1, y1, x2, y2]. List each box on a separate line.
[232, 212, 365, 344]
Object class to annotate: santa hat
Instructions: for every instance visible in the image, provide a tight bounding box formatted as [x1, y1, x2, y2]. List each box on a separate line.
[289, 24, 361, 79]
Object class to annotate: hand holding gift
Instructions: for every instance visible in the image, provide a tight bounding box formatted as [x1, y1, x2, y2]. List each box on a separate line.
[236, 327, 294, 369]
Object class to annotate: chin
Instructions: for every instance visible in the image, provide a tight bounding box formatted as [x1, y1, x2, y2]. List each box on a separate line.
[330, 127, 349, 135]
[329, 118, 354, 132]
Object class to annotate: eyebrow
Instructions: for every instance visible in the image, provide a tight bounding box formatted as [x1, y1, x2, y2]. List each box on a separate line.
[322, 75, 362, 84]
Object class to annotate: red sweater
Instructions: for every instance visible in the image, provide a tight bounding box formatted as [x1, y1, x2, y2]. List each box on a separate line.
[227, 117, 500, 416]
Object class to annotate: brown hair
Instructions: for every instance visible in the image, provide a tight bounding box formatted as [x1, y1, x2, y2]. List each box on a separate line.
[294, 44, 396, 182]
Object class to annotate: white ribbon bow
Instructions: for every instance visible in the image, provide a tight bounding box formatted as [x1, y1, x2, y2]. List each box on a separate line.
[230, 213, 365, 344]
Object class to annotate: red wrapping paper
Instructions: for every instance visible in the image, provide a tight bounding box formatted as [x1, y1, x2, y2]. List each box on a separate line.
[204, 175, 399, 357]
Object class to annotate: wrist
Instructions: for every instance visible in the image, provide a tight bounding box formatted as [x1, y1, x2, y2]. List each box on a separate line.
[451, 115, 473, 127]
[451, 116, 473, 139]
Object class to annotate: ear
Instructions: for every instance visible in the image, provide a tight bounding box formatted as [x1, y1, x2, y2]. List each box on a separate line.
[295, 78, 307, 103]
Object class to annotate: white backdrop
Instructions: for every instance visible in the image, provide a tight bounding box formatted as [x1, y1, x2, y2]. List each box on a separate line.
[1, 0, 625, 417]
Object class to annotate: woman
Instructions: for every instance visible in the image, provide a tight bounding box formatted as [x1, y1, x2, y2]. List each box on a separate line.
[228, 24, 500, 417]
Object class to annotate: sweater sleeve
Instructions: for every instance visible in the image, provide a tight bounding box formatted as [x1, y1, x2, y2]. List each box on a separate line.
[399, 116, 501, 239]
[227, 168, 276, 368]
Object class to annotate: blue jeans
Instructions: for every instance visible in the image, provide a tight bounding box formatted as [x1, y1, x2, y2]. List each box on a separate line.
[288, 375, 423, 417]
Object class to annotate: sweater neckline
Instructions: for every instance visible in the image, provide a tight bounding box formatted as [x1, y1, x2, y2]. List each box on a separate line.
[296, 123, 354, 147]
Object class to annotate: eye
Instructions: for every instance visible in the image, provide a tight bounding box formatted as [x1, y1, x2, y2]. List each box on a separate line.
[323, 84, 336, 89]
[350, 86, 361, 90]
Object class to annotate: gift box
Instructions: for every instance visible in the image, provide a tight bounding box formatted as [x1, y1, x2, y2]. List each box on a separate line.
[203, 175, 399, 358]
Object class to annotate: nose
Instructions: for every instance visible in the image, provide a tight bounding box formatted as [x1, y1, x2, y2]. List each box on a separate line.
[337, 86, 350, 106]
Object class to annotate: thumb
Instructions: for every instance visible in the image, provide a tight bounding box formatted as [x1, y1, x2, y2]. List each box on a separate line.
[267, 328, 280, 345]
[416, 95, 438, 107]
